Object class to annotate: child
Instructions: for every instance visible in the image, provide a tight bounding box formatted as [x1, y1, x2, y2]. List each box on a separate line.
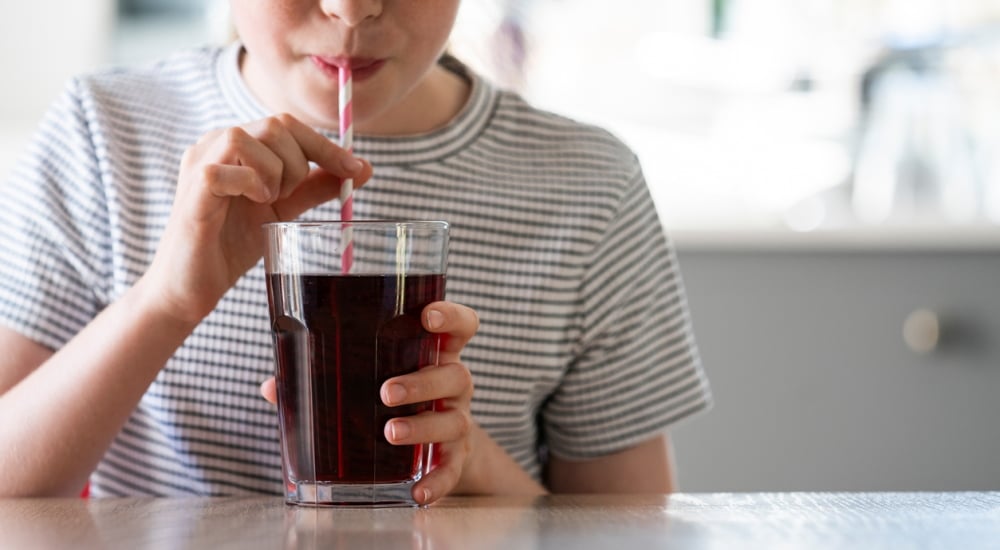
[0, 1, 710, 503]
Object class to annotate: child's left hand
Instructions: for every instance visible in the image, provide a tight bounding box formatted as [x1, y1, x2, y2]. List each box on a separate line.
[260, 300, 477, 505]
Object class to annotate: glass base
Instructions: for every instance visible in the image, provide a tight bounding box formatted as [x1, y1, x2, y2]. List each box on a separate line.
[285, 479, 419, 507]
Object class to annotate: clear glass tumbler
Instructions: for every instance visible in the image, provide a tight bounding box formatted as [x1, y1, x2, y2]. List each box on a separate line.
[263, 220, 449, 506]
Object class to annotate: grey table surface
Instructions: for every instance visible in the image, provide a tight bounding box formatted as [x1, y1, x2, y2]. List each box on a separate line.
[2, 492, 999, 549]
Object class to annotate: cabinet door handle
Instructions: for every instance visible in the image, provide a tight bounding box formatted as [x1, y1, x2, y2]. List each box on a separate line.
[903, 308, 941, 353]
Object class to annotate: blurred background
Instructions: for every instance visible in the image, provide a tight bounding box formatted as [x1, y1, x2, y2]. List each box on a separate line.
[2, 0, 999, 492]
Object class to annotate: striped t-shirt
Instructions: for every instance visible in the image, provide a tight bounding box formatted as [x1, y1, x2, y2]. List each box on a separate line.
[0, 43, 711, 496]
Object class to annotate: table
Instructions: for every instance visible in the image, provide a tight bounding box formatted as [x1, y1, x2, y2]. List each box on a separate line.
[2, 492, 999, 549]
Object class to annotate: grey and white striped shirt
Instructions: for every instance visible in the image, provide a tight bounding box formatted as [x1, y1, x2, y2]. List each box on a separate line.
[0, 43, 710, 496]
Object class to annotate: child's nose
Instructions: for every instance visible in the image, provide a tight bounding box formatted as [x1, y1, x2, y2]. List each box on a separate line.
[320, 0, 383, 26]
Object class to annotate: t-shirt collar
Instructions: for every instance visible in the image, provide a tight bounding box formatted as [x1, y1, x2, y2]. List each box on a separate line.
[215, 41, 496, 166]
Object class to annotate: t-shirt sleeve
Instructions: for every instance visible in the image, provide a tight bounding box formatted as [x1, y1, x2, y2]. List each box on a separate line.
[541, 158, 712, 460]
[0, 78, 111, 350]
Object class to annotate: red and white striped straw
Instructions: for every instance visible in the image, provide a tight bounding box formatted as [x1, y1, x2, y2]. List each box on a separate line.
[335, 66, 353, 478]
[339, 67, 354, 274]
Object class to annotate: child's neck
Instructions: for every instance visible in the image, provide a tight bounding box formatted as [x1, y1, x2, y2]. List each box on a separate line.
[362, 64, 471, 137]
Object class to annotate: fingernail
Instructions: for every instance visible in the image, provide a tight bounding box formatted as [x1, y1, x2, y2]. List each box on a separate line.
[419, 488, 432, 504]
[384, 383, 407, 405]
[342, 156, 363, 172]
[426, 310, 444, 330]
[389, 421, 410, 442]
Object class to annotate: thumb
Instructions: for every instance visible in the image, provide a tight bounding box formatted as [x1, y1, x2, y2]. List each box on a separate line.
[273, 160, 373, 221]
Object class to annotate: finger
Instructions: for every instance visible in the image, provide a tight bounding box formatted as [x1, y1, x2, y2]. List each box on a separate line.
[423, 302, 479, 364]
[213, 126, 285, 200]
[278, 114, 368, 178]
[271, 168, 340, 220]
[202, 164, 272, 203]
[244, 117, 310, 199]
[349, 157, 374, 186]
[195, 127, 225, 146]
[384, 408, 472, 446]
[412, 444, 465, 505]
[260, 377, 277, 404]
[381, 362, 473, 407]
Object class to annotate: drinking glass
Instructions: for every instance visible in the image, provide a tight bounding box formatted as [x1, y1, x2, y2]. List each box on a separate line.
[263, 220, 449, 506]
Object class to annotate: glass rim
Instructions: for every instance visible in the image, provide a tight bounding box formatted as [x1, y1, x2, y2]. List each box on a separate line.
[263, 219, 448, 230]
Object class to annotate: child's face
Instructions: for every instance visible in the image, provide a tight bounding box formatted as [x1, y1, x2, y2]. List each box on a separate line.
[232, 0, 461, 133]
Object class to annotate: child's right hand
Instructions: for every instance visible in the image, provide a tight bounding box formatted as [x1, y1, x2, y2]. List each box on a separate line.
[144, 114, 372, 325]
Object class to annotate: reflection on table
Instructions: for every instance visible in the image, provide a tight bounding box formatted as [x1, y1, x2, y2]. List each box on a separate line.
[1, 492, 998, 549]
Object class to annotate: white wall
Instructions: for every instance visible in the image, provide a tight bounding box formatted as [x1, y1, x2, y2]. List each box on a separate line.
[0, 2, 116, 177]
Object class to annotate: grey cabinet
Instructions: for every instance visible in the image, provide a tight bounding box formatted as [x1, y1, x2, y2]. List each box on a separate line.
[669, 243, 1000, 491]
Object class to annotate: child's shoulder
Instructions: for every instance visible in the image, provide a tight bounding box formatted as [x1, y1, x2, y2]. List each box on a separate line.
[490, 87, 637, 163]
[483, 86, 640, 178]
[68, 45, 225, 109]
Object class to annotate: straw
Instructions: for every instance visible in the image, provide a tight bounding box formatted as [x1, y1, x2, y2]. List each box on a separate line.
[336, 67, 353, 482]
[339, 66, 354, 275]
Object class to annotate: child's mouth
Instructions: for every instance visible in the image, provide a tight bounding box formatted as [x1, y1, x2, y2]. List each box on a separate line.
[311, 56, 386, 82]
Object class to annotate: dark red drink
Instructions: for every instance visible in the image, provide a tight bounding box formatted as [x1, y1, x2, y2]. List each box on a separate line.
[267, 273, 444, 485]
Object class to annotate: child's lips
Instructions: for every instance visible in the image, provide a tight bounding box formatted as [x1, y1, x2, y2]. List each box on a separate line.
[311, 55, 385, 81]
